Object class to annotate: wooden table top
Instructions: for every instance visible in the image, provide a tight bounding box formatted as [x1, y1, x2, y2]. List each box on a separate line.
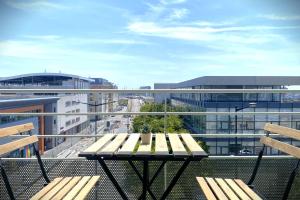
[79, 133, 208, 160]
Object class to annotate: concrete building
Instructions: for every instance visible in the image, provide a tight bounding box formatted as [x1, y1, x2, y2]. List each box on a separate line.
[0, 73, 93, 148]
[89, 78, 118, 121]
[0, 96, 59, 155]
[154, 76, 300, 155]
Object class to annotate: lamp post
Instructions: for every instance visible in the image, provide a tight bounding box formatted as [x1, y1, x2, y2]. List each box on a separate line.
[76, 100, 117, 141]
[234, 102, 256, 155]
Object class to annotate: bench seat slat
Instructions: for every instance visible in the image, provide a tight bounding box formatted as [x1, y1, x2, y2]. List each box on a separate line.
[52, 176, 82, 199]
[264, 123, 300, 140]
[0, 135, 38, 156]
[215, 178, 239, 200]
[0, 123, 34, 138]
[62, 176, 91, 200]
[30, 177, 63, 200]
[41, 177, 73, 200]
[73, 176, 100, 200]
[196, 177, 216, 200]
[234, 179, 262, 200]
[260, 136, 300, 159]
[205, 177, 228, 200]
[224, 179, 251, 200]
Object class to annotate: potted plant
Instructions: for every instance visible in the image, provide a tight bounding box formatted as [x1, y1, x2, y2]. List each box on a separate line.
[140, 123, 152, 145]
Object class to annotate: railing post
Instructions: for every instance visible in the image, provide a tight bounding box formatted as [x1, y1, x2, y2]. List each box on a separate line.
[164, 96, 167, 134]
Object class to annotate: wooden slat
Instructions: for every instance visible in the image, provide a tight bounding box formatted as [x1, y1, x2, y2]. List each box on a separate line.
[260, 136, 300, 159]
[264, 123, 300, 140]
[224, 179, 251, 200]
[234, 179, 262, 200]
[0, 135, 38, 156]
[41, 177, 73, 200]
[0, 123, 34, 138]
[168, 134, 188, 156]
[99, 133, 128, 155]
[73, 176, 100, 200]
[155, 134, 169, 155]
[81, 134, 115, 154]
[215, 178, 239, 200]
[136, 134, 152, 155]
[205, 178, 228, 200]
[118, 134, 140, 155]
[30, 177, 64, 200]
[196, 177, 217, 200]
[180, 134, 206, 156]
[52, 176, 82, 200]
[62, 176, 91, 200]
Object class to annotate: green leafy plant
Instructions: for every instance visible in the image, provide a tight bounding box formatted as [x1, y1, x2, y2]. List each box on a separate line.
[139, 123, 152, 134]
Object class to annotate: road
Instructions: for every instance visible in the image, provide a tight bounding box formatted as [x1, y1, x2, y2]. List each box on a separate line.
[43, 99, 143, 158]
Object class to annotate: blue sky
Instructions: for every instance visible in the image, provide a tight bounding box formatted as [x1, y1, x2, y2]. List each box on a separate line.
[0, 0, 300, 88]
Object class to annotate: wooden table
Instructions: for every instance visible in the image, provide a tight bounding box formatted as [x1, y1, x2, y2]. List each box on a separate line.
[79, 133, 208, 200]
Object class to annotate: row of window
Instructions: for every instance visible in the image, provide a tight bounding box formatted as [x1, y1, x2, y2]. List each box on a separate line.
[65, 101, 81, 107]
[65, 117, 80, 127]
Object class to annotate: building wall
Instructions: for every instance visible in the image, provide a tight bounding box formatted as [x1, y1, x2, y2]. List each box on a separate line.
[56, 94, 88, 134]
[0, 105, 45, 154]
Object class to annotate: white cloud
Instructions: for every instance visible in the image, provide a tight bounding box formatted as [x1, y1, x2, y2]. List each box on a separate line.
[259, 14, 300, 20]
[0, 40, 141, 61]
[127, 21, 300, 42]
[167, 8, 189, 20]
[161, 0, 186, 5]
[4, 0, 70, 11]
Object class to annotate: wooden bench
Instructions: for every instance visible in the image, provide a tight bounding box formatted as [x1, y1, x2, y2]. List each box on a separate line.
[196, 123, 300, 200]
[0, 123, 100, 200]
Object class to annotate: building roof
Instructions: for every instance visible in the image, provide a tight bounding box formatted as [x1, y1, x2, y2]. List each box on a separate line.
[0, 73, 94, 83]
[155, 76, 300, 88]
[0, 96, 59, 110]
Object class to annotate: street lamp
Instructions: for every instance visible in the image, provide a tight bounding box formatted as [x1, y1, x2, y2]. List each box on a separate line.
[76, 100, 117, 141]
[234, 102, 256, 155]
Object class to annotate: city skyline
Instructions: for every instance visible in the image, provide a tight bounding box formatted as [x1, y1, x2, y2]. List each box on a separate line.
[0, 0, 300, 88]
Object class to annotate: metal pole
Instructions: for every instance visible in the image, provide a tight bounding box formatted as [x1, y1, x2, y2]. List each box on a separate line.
[95, 103, 97, 142]
[235, 106, 238, 155]
[164, 96, 167, 134]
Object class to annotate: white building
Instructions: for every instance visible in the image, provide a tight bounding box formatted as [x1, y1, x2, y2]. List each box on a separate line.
[0, 73, 94, 147]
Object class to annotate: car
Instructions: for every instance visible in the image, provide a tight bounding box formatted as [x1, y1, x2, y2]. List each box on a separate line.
[239, 149, 252, 155]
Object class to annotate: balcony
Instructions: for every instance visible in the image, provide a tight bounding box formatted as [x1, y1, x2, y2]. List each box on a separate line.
[0, 156, 299, 199]
[1, 88, 300, 199]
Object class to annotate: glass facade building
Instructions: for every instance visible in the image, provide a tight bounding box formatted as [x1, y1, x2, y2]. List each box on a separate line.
[155, 76, 300, 155]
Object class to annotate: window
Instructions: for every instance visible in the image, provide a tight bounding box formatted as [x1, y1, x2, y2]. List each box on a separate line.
[65, 101, 71, 107]
[76, 117, 80, 122]
[76, 109, 80, 113]
[53, 119, 56, 125]
[66, 121, 71, 127]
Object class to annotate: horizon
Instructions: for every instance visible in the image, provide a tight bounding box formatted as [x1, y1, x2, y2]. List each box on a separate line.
[0, 0, 300, 88]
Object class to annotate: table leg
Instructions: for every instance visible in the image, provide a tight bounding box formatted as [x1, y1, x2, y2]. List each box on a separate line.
[129, 160, 157, 200]
[142, 160, 149, 200]
[159, 158, 192, 200]
[97, 158, 129, 200]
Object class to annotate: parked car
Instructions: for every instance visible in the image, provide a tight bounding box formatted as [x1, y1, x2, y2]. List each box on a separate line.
[239, 149, 252, 155]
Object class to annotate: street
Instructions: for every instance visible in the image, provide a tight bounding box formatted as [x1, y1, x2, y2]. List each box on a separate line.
[43, 98, 143, 158]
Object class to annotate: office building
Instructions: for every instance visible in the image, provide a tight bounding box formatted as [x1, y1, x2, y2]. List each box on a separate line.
[155, 76, 300, 155]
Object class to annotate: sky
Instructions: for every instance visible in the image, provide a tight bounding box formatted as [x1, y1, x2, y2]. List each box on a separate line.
[0, 0, 300, 88]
